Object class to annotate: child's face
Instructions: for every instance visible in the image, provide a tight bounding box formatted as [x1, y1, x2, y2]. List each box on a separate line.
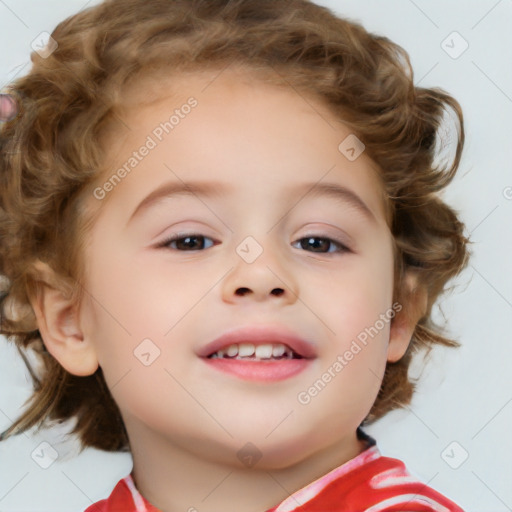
[78, 69, 407, 467]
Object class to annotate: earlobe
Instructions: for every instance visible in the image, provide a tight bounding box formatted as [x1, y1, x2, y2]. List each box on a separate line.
[28, 261, 99, 376]
[387, 271, 428, 363]
[387, 313, 412, 363]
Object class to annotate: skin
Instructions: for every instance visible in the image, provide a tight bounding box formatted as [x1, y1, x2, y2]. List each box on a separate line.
[0, 94, 17, 122]
[31, 68, 426, 512]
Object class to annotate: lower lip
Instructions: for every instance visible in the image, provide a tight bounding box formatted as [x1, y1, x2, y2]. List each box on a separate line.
[202, 357, 312, 381]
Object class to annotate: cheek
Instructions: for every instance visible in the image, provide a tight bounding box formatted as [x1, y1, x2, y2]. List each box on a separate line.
[85, 233, 206, 332]
[296, 324, 390, 435]
[298, 242, 394, 400]
[82, 240, 219, 376]
[81, 261, 196, 427]
[303, 247, 394, 340]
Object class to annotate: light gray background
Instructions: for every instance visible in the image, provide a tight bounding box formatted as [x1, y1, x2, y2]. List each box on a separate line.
[1, 1, 511, 511]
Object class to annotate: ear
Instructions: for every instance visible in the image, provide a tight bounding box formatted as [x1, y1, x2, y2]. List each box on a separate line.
[387, 271, 428, 363]
[28, 260, 99, 376]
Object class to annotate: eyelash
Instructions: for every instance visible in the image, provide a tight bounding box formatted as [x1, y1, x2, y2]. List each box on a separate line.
[158, 233, 351, 254]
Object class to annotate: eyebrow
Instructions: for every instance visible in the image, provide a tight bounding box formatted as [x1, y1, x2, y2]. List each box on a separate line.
[292, 182, 377, 223]
[127, 180, 376, 224]
[128, 180, 229, 224]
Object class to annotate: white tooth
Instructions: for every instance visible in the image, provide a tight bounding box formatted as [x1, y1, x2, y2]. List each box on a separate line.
[210, 353, 218, 359]
[217, 349, 225, 358]
[272, 344, 286, 357]
[238, 343, 255, 357]
[226, 344, 238, 357]
[255, 344, 273, 359]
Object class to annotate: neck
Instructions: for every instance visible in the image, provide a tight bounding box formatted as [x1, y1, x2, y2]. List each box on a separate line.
[126, 419, 367, 512]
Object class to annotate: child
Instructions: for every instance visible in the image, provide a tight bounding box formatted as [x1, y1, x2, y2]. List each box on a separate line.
[0, 0, 469, 510]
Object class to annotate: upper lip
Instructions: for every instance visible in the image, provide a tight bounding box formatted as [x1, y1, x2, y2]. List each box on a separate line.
[197, 325, 317, 359]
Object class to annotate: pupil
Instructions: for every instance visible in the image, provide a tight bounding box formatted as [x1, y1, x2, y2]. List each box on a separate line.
[178, 236, 203, 250]
[303, 237, 328, 252]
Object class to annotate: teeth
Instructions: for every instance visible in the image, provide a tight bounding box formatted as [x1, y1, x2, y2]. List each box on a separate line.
[255, 344, 273, 359]
[238, 343, 255, 357]
[210, 342, 296, 359]
[226, 344, 239, 357]
[272, 344, 286, 357]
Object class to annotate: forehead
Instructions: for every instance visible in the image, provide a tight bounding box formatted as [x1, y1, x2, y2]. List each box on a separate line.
[93, 67, 390, 224]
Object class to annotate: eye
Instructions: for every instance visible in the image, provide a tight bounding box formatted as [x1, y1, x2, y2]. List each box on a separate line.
[292, 236, 350, 254]
[159, 234, 215, 251]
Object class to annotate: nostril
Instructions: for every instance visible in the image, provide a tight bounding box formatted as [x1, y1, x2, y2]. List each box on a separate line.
[234, 287, 285, 297]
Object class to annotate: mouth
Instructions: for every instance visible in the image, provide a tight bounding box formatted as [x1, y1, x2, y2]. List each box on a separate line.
[197, 326, 317, 382]
[209, 342, 302, 360]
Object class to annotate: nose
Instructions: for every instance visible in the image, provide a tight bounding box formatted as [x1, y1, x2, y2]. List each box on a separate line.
[220, 238, 299, 305]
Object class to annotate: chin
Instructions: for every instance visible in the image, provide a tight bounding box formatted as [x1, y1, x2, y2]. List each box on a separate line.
[237, 428, 325, 470]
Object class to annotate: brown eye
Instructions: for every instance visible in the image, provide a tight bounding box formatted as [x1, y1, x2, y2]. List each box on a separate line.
[161, 234, 215, 251]
[294, 236, 349, 254]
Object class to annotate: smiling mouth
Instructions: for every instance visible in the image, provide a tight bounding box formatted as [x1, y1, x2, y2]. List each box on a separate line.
[199, 326, 316, 380]
[208, 342, 302, 361]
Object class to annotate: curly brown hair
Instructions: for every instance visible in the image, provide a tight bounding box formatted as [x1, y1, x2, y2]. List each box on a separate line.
[0, 0, 469, 451]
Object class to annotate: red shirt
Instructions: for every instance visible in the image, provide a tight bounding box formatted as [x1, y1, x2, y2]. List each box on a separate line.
[85, 431, 464, 512]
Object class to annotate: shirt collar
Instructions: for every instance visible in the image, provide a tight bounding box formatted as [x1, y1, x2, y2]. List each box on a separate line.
[125, 428, 380, 512]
